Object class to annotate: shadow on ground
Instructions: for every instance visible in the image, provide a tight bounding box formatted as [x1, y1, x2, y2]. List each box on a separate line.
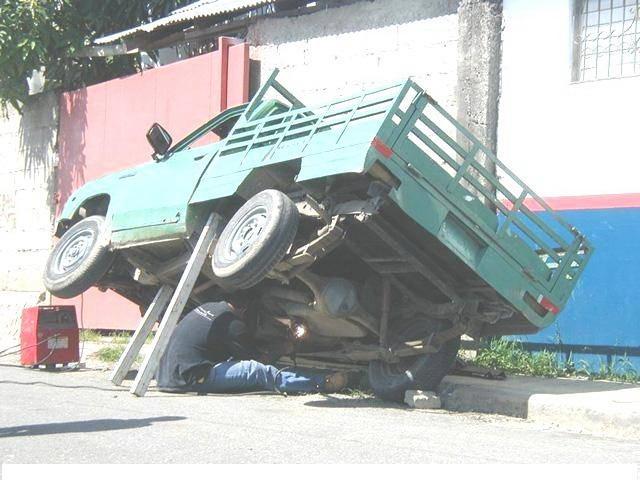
[0, 416, 186, 438]
[304, 394, 403, 409]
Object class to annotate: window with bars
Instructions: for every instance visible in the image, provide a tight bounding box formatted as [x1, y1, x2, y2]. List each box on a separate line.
[574, 0, 640, 81]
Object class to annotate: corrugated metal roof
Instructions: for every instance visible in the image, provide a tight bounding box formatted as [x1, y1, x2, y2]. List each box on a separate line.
[95, 0, 275, 45]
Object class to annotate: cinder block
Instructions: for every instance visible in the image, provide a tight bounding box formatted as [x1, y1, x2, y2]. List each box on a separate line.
[247, 0, 460, 106]
[397, 15, 458, 50]
[404, 390, 442, 409]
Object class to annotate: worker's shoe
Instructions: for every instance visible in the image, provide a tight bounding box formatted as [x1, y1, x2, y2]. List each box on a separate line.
[321, 371, 349, 393]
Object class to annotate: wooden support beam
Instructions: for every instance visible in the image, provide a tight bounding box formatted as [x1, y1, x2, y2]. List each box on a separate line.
[110, 285, 174, 386]
[130, 213, 222, 397]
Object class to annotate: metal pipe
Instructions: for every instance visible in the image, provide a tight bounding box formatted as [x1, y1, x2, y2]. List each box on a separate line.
[379, 276, 391, 347]
[262, 286, 312, 305]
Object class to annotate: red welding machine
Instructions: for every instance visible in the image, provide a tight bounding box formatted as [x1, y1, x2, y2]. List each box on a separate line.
[20, 306, 80, 367]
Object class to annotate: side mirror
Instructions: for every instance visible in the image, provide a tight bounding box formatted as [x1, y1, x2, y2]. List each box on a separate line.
[146, 123, 172, 157]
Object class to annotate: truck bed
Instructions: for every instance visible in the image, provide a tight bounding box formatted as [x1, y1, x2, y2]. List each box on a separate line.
[201, 70, 592, 331]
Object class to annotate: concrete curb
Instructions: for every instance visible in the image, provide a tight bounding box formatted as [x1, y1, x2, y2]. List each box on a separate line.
[438, 374, 640, 438]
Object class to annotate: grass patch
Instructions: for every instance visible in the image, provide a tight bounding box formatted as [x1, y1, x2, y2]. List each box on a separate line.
[104, 331, 132, 344]
[80, 330, 133, 344]
[472, 338, 639, 383]
[95, 345, 125, 363]
[80, 329, 102, 342]
[474, 338, 560, 377]
[575, 356, 639, 383]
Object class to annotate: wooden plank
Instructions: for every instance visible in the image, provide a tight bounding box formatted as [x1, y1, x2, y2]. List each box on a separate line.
[109, 284, 174, 386]
[130, 213, 222, 397]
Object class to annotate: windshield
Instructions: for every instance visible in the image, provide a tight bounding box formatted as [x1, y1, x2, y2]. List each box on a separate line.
[167, 104, 247, 154]
[164, 100, 290, 157]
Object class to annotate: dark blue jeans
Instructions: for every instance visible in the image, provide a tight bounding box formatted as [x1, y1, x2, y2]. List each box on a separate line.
[201, 360, 325, 394]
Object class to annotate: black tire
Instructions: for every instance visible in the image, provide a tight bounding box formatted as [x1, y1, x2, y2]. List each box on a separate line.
[212, 189, 299, 289]
[368, 318, 461, 403]
[43, 215, 114, 298]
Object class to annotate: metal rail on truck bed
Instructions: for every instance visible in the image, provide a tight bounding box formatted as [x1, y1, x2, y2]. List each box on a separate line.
[205, 70, 592, 330]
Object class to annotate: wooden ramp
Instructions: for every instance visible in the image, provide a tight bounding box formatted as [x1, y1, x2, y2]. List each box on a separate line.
[110, 213, 222, 396]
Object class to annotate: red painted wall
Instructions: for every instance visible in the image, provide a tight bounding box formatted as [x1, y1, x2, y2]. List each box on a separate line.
[55, 39, 249, 330]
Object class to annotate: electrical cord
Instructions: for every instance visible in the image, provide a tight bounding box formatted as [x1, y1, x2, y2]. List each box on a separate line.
[59, 294, 87, 372]
[0, 333, 86, 371]
[0, 333, 60, 359]
[33, 341, 59, 365]
[78, 293, 86, 368]
[0, 342, 23, 356]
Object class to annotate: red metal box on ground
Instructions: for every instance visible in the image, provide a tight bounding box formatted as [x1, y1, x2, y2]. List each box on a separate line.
[20, 306, 79, 366]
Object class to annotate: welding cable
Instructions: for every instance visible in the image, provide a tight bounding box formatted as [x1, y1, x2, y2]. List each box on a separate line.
[0, 334, 59, 359]
[56, 295, 87, 372]
[51, 296, 88, 372]
[79, 294, 86, 364]
[32, 341, 58, 365]
[0, 342, 22, 356]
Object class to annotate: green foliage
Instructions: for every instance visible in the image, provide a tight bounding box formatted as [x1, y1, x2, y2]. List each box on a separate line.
[475, 338, 560, 377]
[80, 329, 132, 343]
[108, 332, 132, 344]
[79, 329, 102, 342]
[573, 355, 639, 383]
[0, 0, 195, 113]
[95, 344, 125, 363]
[473, 338, 639, 383]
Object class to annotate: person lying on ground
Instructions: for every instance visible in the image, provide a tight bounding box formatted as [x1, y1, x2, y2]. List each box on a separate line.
[156, 300, 348, 394]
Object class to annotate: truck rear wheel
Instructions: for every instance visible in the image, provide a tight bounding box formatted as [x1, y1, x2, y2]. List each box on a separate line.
[43, 215, 114, 298]
[212, 189, 299, 289]
[368, 318, 460, 402]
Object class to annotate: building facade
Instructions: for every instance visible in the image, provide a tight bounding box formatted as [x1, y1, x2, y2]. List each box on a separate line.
[499, 0, 640, 370]
[0, 0, 638, 370]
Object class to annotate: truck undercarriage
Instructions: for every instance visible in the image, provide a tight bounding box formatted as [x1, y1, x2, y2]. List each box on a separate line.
[46, 70, 592, 400]
[95, 171, 521, 374]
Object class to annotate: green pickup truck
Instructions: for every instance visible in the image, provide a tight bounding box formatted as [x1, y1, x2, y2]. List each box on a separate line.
[45, 70, 592, 400]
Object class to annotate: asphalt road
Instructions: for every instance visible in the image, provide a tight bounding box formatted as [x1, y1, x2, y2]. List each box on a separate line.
[1, 364, 639, 463]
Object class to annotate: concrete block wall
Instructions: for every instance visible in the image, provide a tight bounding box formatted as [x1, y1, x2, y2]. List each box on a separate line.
[247, 0, 461, 112]
[0, 93, 58, 344]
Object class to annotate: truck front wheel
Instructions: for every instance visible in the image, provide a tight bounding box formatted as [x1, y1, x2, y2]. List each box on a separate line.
[43, 215, 114, 298]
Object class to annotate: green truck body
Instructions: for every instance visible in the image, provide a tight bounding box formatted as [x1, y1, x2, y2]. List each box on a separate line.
[56, 70, 592, 334]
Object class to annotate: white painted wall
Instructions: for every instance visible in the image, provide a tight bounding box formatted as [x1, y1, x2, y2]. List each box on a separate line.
[248, 0, 460, 112]
[499, 0, 640, 197]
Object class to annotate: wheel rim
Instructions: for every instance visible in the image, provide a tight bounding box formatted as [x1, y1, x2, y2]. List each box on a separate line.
[53, 229, 95, 275]
[224, 206, 268, 261]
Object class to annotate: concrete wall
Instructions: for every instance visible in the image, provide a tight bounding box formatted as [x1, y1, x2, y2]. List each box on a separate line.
[247, 0, 461, 112]
[499, 0, 640, 197]
[0, 93, 58, 344]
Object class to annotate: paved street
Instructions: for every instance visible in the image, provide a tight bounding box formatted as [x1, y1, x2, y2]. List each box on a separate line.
[0, 365, 639, 463]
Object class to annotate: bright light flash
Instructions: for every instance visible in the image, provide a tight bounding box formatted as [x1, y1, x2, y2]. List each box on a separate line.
[293, 323, 307, 339]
